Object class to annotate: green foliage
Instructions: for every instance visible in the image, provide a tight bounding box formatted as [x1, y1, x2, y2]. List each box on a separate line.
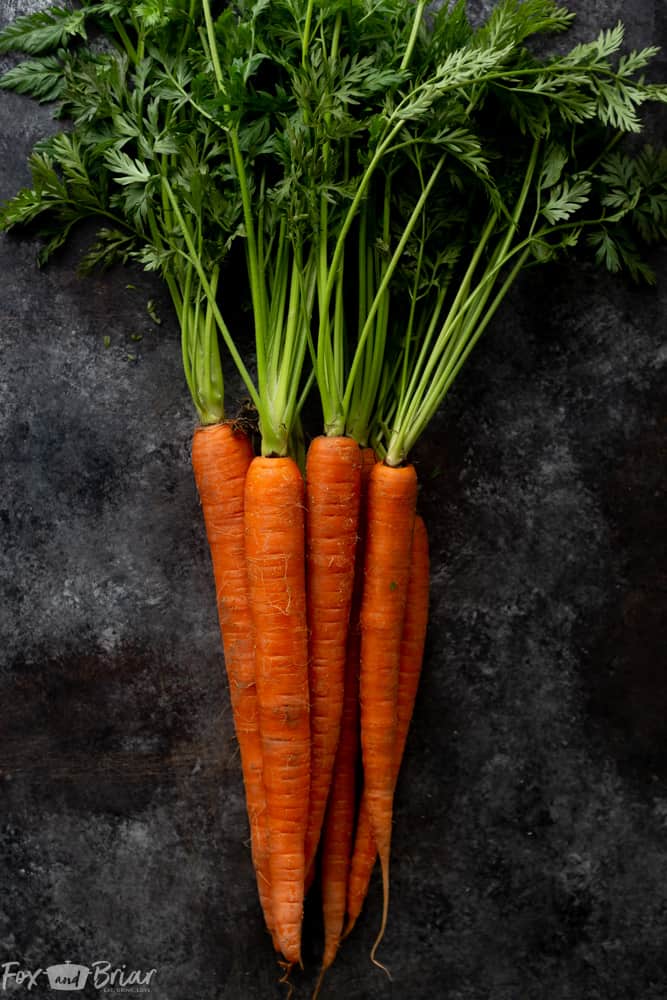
[0, 7, 86, 54]
[0, 54, 65, 101]
[621, 146, 667, 243]
[541, 175, 591, 224]
[0, 0, 665, 445]
[475, 0, 574, 50]
[79, 228, 137, 273]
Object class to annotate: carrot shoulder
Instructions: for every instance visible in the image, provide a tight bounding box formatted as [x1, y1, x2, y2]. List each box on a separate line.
[191, 423, 274, 940]
[304, 436, 362, 876]
[346, 513, 430, 936]
[359, 461, 418, 961]
[244, 455, 310, 966]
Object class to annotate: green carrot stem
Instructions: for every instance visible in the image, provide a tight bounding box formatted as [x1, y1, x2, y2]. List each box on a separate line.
[111, 15, 138, 64]
[342, 156, 446, 417]
[202, 0, 269, 395]
[400, 0, 426, 72]
[163, 178, 260, 411]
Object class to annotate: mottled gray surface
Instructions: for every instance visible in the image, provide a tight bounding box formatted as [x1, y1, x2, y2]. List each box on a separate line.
[0, 2, 666, 999]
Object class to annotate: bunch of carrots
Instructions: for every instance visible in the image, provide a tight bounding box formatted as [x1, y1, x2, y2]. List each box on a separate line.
[1, 0, 666, 992]
[192, 421, 429, 981]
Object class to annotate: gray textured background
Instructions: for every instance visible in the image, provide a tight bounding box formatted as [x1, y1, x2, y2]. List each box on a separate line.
[1, 2, 666, 998]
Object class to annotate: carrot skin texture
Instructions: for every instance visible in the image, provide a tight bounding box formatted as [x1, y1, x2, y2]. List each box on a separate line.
[359, 462, 418, 957]
[318, 447, 376, 977]
[244, 456, 310, 965]
[191, 424, 275, 941]
[304, 436, 362, 875]
[346, 513, 430, 935]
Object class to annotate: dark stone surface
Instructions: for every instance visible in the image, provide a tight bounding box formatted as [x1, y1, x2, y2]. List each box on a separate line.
[0, 2, 665, 998]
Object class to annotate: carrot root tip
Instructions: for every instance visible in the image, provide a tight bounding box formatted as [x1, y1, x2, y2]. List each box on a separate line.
[369, 948, 392, 981]
[312, 963, 327, 1000]
[277, 959, 295, 996]
[368, 853, 391, 976]
[341, 916, 356, 942]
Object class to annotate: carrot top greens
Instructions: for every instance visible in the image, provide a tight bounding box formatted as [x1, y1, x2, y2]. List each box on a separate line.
[1, 0, 666, 457]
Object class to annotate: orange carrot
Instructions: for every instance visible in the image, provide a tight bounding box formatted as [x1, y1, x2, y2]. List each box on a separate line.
[314, 640, 359, 998]
[244, 455, 310, 965]
[191, 423, 275, 941]
[345, 513, 430, 937]
[359, 461, 418, 963]
[315, 447, 376, 993]
[303, 436, 362, 877]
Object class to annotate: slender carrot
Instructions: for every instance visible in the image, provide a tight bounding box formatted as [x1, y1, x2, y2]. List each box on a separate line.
[359, 461, 418, 964]
[314, 447, 376, 996]
[244, 455, 310, 965]
[304, 436, 362, 877]
[314, 639, 359, 999]
[191, 423, 275, 941]
[345, 513, 430, 937]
